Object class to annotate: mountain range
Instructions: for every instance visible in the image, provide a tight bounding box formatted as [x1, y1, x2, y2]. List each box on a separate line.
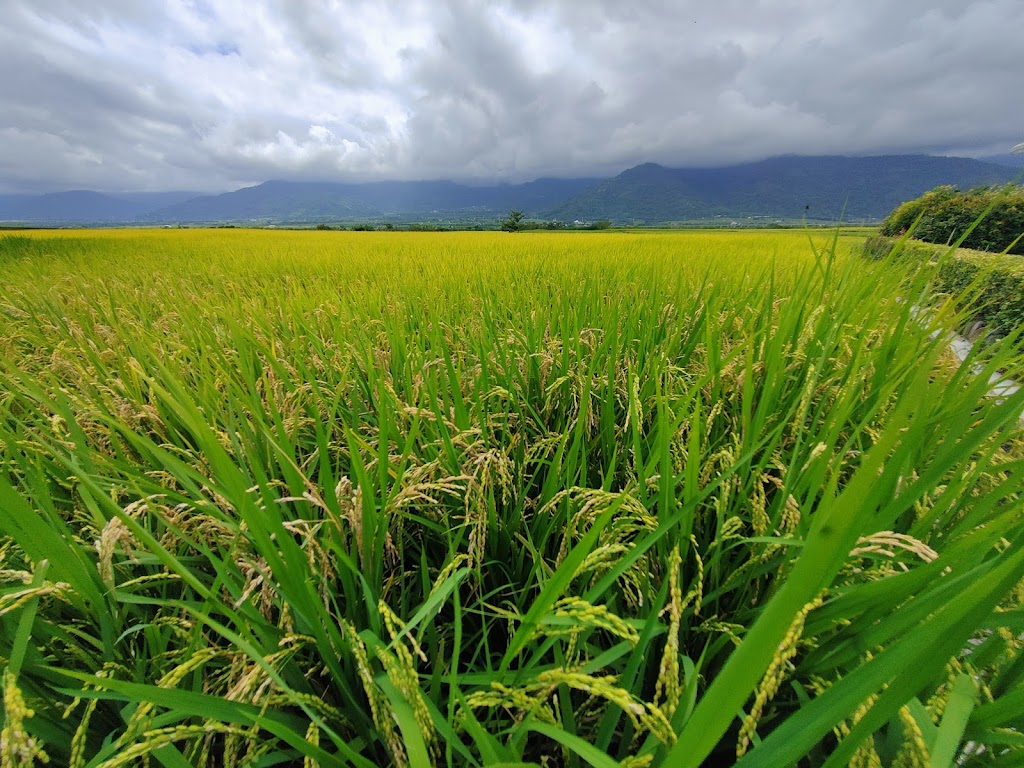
[1, 154, 1020, 227]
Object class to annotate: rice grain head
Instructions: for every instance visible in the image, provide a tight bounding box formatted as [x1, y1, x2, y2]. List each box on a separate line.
[1, 669, 50, 768]
[737, 591, 825, 757]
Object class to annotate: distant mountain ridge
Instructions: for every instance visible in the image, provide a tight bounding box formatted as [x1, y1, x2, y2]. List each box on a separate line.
[548, 155, 1019, 223]
[1, 155, 1018, 226]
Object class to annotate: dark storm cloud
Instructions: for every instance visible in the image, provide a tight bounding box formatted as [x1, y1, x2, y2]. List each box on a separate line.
[1, 0, 1021, 193]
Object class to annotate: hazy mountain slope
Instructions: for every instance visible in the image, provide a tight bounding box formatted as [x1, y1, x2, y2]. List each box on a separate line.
[979, 153, 1024, 170]
[1, 191, 148, 223]
[0, 190, 201, 224]
[148, 177, 601, 222]
[150, 181, 382, 221]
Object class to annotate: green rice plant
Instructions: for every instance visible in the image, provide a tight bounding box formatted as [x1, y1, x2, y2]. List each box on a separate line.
[1, 228, 1023, 766]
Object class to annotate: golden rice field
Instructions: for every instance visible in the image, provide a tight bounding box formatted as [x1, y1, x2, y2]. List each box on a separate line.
[2, 227, 1024, 767]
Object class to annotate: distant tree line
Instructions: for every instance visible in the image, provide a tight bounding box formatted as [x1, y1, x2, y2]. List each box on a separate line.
[501, 209, 612, 232]
[309, 215, 615, 234]
[313, 222, 488, 232]
[880, 184, 1024, 255]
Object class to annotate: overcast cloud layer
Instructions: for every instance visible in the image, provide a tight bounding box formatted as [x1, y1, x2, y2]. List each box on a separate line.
[2, 0, 1023, 193]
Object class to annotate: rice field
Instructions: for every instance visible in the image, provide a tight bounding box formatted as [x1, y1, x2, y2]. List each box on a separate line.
[2, 228, 1024, 767]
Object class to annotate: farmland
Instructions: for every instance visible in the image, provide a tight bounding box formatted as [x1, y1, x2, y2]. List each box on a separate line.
[2, 228, 1024, 767]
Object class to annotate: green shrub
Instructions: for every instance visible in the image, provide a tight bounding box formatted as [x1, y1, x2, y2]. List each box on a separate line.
[863, 234, 1024, 336]
[861, 234, 935, 263]
[935, 250, 1024, 336]
[880, 184, 1024, 254]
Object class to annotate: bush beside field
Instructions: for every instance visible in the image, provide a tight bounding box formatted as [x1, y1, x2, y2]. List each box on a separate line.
[864, 234, 1024, 337]
[879, 185, 1024, 255]
[2, 230, 1024, 767]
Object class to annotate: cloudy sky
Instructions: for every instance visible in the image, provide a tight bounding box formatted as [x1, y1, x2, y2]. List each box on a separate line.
[2, 0, 1022, 193]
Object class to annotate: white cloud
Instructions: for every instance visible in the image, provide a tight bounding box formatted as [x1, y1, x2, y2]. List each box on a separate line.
[1, 0, 1022, 192]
